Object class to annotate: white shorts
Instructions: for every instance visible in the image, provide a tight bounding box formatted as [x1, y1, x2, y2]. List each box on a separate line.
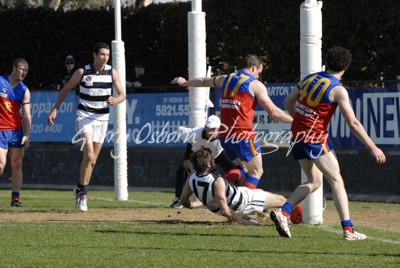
[75, 116, 108, 144]
[234, 187, 267, 215]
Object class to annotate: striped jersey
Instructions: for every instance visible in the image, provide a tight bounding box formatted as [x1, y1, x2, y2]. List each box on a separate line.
[220, 70, 258, 140]
[188, 172, 243, 215]
[77, 64, 113, 121]
[0, 75, 27, 130]
[291, 71, 341, 144]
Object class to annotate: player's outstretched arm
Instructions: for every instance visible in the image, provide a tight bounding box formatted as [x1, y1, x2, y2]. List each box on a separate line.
[283, 83, 301, 117]
[254, 81, 293, 123]
[48, 68, 83, 125]
[335, 86, 386, 164]
[171, 75, 226, 88]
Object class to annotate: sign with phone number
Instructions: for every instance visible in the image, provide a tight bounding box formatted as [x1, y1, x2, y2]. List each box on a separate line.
[29, 91, 190, 146]
[30, 91, 76, 142]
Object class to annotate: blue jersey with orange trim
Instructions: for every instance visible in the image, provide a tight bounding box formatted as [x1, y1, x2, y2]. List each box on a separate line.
[291, 71, 341, 144]
[220, 70, 257, 140]
[0, 76, 27, 130]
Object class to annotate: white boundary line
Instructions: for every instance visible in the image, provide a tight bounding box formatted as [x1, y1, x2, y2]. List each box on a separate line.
[93, 197, 164, 206]
[309, 225, 400, 245]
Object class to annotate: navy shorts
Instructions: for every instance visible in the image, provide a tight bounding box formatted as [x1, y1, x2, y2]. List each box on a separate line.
[219, 138, 261, 162]
[0, 129, 24, 149]
[289, 140, 333, 160]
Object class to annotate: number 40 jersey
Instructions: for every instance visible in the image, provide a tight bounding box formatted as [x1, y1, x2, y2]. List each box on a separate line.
[291, 71, 341, 144]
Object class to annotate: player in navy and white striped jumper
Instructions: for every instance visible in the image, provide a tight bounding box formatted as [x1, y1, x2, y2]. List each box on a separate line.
[180, 149, 286, 225]
[48, 42, 125, 212]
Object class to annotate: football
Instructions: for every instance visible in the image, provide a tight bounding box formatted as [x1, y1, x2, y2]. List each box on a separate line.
[290, 204, 303, 224]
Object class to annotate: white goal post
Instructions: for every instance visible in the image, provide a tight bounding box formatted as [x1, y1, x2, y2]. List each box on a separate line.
[300, 0, 324, 224]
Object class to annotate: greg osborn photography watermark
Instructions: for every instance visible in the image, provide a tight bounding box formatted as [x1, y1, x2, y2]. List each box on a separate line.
[71, 116, 328, 160]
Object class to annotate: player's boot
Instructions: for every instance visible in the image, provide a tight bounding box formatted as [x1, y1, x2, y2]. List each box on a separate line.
[169, 197, 183, 209]
[343, 230, 367, 240]
[223, 167, 242, 183]
[10, 199, 23, 207]
[73, 187, 80, 210]
[76, 195, 88, 212]
[270, 209, 292, 238]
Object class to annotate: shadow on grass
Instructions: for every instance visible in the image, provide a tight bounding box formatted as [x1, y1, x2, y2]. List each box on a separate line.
[95, 230, 276, 238]
[133, 219, 227, 225]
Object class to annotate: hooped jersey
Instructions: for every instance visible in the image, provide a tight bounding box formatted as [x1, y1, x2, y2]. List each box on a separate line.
[220, 70, 258, 140]
[77, 64, 113, 121]
[188, 172, 243, 215]
[291, 71, 341, 144]
[0, 76, 27, 130]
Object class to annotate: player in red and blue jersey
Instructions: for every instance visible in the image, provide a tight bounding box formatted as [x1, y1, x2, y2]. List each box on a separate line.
[0, 58, 31, 207]
[270, 46, 386, 240]
[171, 55, 292, 189]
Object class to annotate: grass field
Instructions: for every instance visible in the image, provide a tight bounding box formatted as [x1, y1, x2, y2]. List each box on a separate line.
[0, 189, 399, 267]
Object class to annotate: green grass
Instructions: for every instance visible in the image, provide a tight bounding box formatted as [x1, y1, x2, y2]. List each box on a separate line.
[0, 190, 399, 267]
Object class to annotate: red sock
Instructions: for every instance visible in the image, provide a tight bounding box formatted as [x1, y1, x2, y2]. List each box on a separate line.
[11, 192, 20, 201]
[343, 226, 353, 233]
[242, 181, 257, 189]
[282, 210, 289, 217]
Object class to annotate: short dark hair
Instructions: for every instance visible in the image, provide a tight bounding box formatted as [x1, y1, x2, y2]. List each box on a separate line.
[93, 42, 110, 54]
[191, 149, 212, 174]
[13, 58, 28, 68]
[240, 54, 264, 69]
[325, 46, 352, 72]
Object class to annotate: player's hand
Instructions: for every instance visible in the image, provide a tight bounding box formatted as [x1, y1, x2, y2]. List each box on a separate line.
[21, 136, 30, 150]
[170, 77, 187, 86]
[236, 215, 260, 226]
[106, 96, 116, 106]
[47, 110, 57, 125]
[371, 147, 386, 164]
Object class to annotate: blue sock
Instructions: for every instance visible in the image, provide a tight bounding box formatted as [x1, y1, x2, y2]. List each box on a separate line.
[242, 175, 259, 189]
[341, 219, 353, 228]
[281, 202, 292, 216]
[11, 192, 20, 200]
[77, 183, 83, 190]
[235, 165, 246, 176]
[80, 185, 89, 195]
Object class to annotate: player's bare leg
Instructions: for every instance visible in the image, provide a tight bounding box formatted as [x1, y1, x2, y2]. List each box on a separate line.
[313, 151, 349, 221]
[287, 159, 323, 207]
[237, 154, 263, 189]
[9, 148, 25, 206]
[0, 148, 8, 176]
[313, 151, 365, 239]
[76, 133, 103, 212]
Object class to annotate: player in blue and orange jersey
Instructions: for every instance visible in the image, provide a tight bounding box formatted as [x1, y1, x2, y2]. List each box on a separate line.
[270, 46, 386, 240]
[171, 54, 292, 190]
[0, 58, 31, 207]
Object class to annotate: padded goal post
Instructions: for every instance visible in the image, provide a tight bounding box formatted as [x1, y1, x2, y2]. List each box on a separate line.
[299, 0, 324, 224]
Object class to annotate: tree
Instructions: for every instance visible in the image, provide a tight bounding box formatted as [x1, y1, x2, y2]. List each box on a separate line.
[1, 0, 118, 9]
[14, 0, 30, 8]
[43, 0, 61, 10]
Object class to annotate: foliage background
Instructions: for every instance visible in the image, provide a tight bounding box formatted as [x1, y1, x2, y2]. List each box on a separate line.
[0, 0, 398, 89]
